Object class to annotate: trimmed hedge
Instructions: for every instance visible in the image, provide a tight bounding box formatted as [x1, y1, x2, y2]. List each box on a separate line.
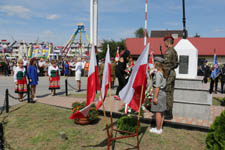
[206, 110, 225, 150]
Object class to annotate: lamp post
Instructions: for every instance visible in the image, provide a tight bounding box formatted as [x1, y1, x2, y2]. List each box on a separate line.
[182, 0, 188, 39]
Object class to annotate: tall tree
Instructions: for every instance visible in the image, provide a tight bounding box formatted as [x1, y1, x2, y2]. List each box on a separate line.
[99, 40, 126, 59]
[135, 28, 149, 38]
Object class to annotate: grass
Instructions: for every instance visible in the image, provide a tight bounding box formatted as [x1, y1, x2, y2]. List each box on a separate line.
[0, 103, 208, 150]
[212, 97, 225, 106]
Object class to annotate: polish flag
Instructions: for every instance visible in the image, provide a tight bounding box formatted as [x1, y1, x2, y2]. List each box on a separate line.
[96, 44, 111, 110]
[69, 103, 93, 119]
[86, 45, 101, 106]
[148, 51, 154, 71]
[119, 43, 150, 112]
[115, 48, 119, 62]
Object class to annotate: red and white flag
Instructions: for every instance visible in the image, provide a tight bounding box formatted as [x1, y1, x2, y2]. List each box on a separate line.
[148, 51, 154, 71]
[69, 103, 93, 119]
[115, 47, 119, 62]
[119, 43, 150, 112]
[86, 45, 101, 106]
[97, 44, 111, 110]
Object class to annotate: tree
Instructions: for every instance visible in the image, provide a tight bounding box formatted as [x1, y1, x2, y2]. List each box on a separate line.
[98, 40, 126, 59]
[194, 33, 200, 38]
[135, 28, 149, 38]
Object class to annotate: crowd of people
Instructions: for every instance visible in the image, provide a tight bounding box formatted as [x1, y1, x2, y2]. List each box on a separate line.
[198, 60, 225, 94]
[1, 34, 225, 135]
[4, 56, 93, 102]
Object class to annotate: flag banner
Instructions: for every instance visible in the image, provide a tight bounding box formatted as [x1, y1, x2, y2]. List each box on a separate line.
[86, 45, 101, 106]
[211, 54, 221, 80]
[119, 43, 150, 112]
[96, 44, 111, 110]
[69, 103, 93, 119]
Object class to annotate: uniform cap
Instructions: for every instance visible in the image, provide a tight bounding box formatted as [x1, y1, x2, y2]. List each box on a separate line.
[163, 34, 174, 41]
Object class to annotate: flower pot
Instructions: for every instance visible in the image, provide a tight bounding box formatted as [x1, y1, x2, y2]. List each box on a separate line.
[74, 117, 90, 125]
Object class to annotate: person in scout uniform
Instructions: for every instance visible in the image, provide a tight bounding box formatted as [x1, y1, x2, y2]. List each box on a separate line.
[162, 35, 178, 120]
[150, 57, 167, 135]
[48, 60, 60, 96]
[14, 59, 28, 102]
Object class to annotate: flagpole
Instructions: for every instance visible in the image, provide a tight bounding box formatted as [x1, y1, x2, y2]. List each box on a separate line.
[108, 82, 113, 135]
[137, 85, 145, 121]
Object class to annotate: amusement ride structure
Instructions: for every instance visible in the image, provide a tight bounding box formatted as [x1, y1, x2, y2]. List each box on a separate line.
[62, 23, 90, 57]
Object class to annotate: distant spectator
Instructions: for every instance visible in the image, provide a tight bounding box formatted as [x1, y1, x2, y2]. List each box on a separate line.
[28, 57, 39, 101]
[75, 57, 83, 92]
[48, 60, 60, 96]
[14, 59, 27, 102]
[64, 61, 70, 76]
[38, 58, 45, 76]
[220, 64, 225, 94]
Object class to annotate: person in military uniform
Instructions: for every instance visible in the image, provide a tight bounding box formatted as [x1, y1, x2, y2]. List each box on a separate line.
[110, 58, 116, 88]
[220, 64, 225, 94]
[162, 35, 178, 120]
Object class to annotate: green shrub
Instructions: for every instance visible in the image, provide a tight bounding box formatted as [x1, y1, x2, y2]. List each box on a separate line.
[117, 116, 141, 135]
[206, 110, 225, 150]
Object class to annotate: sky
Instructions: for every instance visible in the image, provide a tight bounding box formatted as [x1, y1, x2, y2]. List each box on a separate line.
[0, 0, 224, 46]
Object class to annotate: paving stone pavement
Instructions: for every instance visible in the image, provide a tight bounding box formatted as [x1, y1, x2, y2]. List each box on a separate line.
[37, 95, 225, 128]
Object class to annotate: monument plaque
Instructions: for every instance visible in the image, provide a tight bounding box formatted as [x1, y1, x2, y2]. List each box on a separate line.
[179, 55, 189, 74]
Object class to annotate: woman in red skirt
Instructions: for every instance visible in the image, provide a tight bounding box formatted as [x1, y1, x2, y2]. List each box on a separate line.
[14, 59, 27, 102]
[48, 60, 60, 96]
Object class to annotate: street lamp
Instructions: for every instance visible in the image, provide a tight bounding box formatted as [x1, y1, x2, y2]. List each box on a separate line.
[182, 0, 188, 39]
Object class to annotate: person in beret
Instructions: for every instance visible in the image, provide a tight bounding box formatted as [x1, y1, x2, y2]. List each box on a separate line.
[162, 34, 178, 120]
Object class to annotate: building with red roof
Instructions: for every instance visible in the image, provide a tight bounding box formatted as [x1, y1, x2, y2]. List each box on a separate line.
[125, 37, 225, 65]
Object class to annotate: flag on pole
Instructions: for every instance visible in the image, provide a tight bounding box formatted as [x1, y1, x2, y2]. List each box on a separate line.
[119, 43, 150, 112]
[96, 44, 111, 110]
[69, 103, 93, 119]
[211, 52, 221, 80]
[148, 51, 154, 71]
[86, 45, 101, 106]
[115, 48, 120, 62]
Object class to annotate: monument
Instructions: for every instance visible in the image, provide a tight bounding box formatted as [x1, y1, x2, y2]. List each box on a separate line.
[172, 0, 212, 122]
[173, 39, 212, 121]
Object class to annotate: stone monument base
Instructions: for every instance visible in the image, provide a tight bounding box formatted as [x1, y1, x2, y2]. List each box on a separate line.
[173, 77, 212, 121]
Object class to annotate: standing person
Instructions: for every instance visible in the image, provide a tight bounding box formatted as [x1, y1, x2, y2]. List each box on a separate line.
[75, 57, 83, 92]
[98, 59, 104, 85]
[28, 57, 39, 101]
[220, 64, 225, 94]
[48, 60, 60, 96]
[64, 61, 70, 77]
[38, 58, 45, 76]
[162, 35, 178, 120]
[209, 67, 220, 94]
[150, 57, 167, 134]
[114, 57, 127, 99]
[14, 59, 27, 102]
[110, 58, 116, 88]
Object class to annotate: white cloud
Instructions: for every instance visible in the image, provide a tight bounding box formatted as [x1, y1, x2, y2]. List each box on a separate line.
[46, 14, 60, 20]
[0, 5, 31, 19]
[213, 28, 225, 33]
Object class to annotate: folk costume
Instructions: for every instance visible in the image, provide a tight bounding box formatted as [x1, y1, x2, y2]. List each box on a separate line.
[14, 67, 27, 94]
[48, 66, 60, 90]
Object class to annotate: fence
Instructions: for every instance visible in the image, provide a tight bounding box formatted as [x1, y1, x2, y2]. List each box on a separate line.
[65, 79, 77, 96]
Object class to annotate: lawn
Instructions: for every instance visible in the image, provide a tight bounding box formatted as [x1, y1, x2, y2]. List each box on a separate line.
[0, 103, 207, 150]
[213, 97, 225, 106]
